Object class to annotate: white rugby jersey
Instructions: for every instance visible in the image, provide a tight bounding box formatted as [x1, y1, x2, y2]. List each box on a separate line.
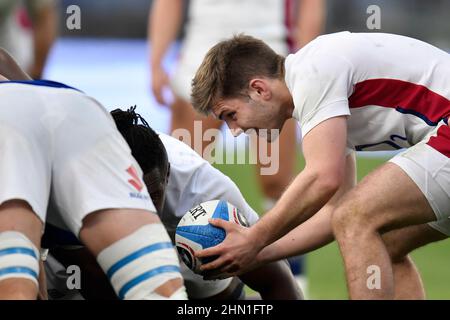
[158, 134, 259, 239]
[285, 32, 450, 151]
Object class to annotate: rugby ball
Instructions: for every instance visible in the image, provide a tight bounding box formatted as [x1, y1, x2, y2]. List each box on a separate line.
[175, 200, 249, 274]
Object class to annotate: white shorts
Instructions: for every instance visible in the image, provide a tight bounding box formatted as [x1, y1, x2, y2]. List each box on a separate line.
[389, 124, 450, 236]
[0, 82, 156, 235]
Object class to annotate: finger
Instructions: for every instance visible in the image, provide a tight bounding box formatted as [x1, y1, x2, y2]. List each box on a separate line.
[209, 218, 236, 231]
[199, 254, 229, 271]
[195, 244, 223, 258]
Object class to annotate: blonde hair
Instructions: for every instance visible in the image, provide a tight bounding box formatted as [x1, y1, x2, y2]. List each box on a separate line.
[191, 34, 285, 115]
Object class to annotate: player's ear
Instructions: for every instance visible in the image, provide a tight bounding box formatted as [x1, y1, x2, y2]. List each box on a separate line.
[248, 78, 271, 101]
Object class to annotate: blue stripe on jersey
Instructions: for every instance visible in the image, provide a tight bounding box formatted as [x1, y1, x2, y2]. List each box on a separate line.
[355, 134, 408, 151]
[395, 106, 441, 126]
[118, 265, 180, 299]
[0, 266, 38, 280]
[0, 80, 81, 92]
[0, 247, 37, 259]
[106, 242, 174, 279]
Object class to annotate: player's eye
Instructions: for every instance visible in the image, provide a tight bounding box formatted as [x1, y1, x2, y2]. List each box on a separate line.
[227, 112, 236, 120]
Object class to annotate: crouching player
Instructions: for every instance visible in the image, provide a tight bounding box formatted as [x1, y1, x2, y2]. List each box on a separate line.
[0, 68, 186, 299]
[43, 107, 302, 300]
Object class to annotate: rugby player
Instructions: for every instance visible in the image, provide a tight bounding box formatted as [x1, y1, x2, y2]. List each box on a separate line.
[0, 48, 186, 300]
[43, 107, 302, 300]
[190, 32, 450, 299]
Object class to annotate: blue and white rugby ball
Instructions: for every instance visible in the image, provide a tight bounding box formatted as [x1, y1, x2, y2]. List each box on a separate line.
[175, 200, 249, 274]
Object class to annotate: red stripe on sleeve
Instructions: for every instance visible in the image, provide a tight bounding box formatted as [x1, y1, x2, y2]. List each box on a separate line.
[349, 79, 450, 124]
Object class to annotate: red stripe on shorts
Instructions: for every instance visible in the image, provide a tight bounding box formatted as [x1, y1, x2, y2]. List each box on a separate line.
[348, 79, 450, 125]
[427, 124, 450, 158]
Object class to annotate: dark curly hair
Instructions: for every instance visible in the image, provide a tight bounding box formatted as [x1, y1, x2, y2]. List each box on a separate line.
[110, 106, 168, 176]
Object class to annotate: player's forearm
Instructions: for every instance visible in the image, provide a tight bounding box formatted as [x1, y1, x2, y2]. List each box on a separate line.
[257, 205, 335, 264]
[0, 48, 32, 80]
[31, 6, 57, 78]
[148, 0, 183, 68]
[257, 152, 356, 262]
[294, 0, 326, 49]
[250, 168, 339, 250]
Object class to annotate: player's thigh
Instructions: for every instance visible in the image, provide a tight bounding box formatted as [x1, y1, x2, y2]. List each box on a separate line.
[0, 201, 43, 247]
[382, 222, 448, 261]
[79, 209, 161, 255]
[390, 126, 450, 223]
[0, 95, 52, 227]
[333, 161, 436, 232]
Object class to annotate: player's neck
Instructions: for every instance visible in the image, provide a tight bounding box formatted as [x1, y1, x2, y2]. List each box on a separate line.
[278, 80, 295, 118]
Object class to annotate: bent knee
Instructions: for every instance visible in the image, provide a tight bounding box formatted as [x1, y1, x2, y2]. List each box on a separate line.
[383, 234, 407, 262]
[331, 200, 376, 238]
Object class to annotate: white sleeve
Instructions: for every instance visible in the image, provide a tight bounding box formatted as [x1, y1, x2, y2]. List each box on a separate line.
[287, 52, 353, 139]
[191, 164, 260, 226]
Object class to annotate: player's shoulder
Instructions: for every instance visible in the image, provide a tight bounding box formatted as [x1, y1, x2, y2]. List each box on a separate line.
[158, 133, 208, 169]
[287, 31, 402, 66]
[287, 32, 357, 68]
[158, 133, 202, 157]
[285, 32, 355, 92]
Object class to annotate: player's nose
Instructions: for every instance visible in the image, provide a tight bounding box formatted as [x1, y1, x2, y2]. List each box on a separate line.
[226, 121, 244, 137]
[230, 127, 244, 137]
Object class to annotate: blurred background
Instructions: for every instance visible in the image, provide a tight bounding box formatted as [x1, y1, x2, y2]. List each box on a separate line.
[2, 0, 449, 299]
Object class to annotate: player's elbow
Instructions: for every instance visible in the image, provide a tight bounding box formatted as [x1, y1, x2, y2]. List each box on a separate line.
[314, 170, 343, 198]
